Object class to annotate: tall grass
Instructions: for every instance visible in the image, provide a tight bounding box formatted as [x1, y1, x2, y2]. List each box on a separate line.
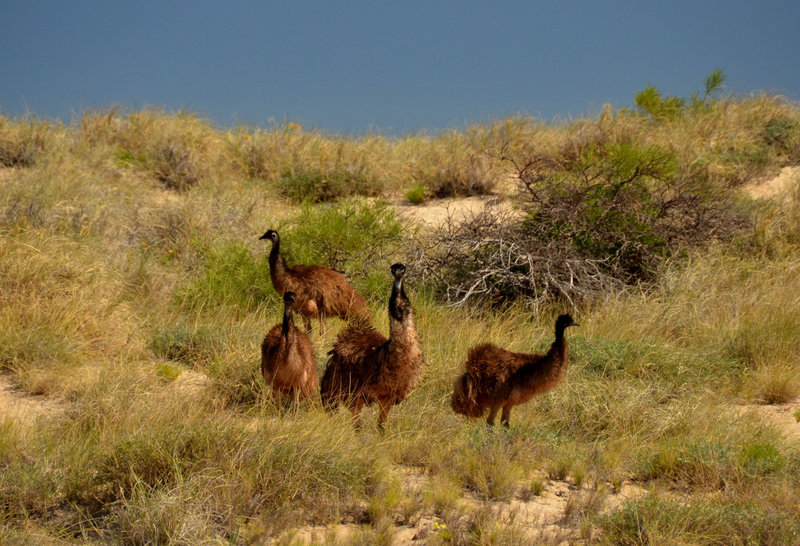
[1, 97, 799, 543]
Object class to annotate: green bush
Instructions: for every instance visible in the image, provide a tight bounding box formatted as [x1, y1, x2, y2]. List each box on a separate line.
[634, 69, 727, 121]
[280, 199, 409, 299]
[599, 496, 800, 545]
[277, 166, 383, 203]
[405, 184, 427, 204]
[635, 84, 687, 121]
[738, 443, 786, 476]
[419, 135, 745, 307]
[175, 239, 274, 310]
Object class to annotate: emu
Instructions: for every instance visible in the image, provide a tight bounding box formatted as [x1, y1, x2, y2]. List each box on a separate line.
[450, 314, 579, 427]
[259, 229, 370, 334]
[320, 263, 424, 430]
[261, 291, 319, 406]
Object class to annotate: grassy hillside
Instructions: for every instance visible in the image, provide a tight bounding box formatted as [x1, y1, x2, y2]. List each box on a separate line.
[1, 88, 800, 544]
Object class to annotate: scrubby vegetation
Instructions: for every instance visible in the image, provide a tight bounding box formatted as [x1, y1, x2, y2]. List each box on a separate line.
[2, 77, 800, 543]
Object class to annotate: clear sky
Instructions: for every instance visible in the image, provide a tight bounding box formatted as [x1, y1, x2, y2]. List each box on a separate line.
[2, 1, 798, 134]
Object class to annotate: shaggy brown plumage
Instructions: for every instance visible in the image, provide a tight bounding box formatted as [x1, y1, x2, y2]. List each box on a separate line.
[451, 314, 579, 427]
[261, 291, 319, 405]
[320, 263, 424, 430]
[259, 229, 370, 334]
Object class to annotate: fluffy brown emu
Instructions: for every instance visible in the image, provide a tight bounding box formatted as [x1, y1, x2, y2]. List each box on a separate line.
[261, 291, 319, 406]
[320, 263, 424, 430]
[259, 229, 370, 334]
[451, 314, 579, 427]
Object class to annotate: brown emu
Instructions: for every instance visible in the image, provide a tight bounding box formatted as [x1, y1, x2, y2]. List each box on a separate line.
[259, 229, 370, 334]
[320, 263, 424, 430]
[261, 291, 319, 406]
[450, 314, 579, 427]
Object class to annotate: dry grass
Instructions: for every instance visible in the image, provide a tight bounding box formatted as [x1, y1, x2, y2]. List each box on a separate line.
[1, 99, 800, 543]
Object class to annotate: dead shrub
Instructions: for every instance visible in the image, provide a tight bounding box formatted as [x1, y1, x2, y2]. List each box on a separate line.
[415, 135, 747, 307]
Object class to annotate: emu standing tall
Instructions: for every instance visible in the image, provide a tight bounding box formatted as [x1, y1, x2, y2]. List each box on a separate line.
[451, 314, 579, 427]
[259, 229, 370, 334]
[261, 291, 319, 406]
[320, 263, 424, 430]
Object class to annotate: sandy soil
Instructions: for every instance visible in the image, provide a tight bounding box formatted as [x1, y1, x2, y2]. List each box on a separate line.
[0, 375, 63, 424]
[742, 165, 800, 200]
[280, 466, 649, 544]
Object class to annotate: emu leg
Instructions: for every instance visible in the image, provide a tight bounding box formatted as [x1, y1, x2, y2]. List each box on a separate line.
[500, 405, 512, 428]
[304, 316, 313, 334]
[486, 402, 502, 426]
[291, 388, 301, 408]
[319, 311, 327, 337]
[350, 398, 365, 429]
[376, 398, 392, 432]
[272, 389, 285, 409]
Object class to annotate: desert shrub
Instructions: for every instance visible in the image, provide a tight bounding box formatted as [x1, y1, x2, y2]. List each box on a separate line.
[106, 109, 220, 190]
[174, 239, 275, 311]
[763, 116, 800, 162]
[279, 199, 410, 299]
[0, 115, 50, 167]
[426, 151, 497, 197]
[405, 184, 427, 204]
[599, 495, 800, 545]
[635, 84, 687, 121]
[277, 165, 383, 203]
[412, 133, 501, 198]
[634, 70, 727, 121]
[417, 136, 745, 307]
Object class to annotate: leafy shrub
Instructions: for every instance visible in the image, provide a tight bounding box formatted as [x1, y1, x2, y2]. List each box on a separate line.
[599, 496, 800, 545]
[413, 145, 499, 198]
[108, 109, 219, 190]
[635, 84, 687, 121]
[418, 136, 745, 307]
[175, 239, 274, 310]
[405, 184, 427, 204]
[634, 69, 727, 121]
[280, 199, 409, 299]
[277, 165, 383, 203]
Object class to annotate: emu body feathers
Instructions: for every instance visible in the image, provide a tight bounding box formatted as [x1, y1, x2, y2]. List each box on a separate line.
[451, 314, 578, 427]
[261, 292, 319, 405]
[320, 263, 424, 430]
[260, 230, 370, 333]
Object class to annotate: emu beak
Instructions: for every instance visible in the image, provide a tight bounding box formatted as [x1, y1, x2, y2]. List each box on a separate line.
[258, 232, 270, 240]
[571, 320, 580, 327]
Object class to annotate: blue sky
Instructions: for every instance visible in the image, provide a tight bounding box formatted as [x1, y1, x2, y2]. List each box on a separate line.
[2, 1, 798, 134]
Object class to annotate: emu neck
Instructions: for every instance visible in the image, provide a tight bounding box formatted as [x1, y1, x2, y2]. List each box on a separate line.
[269, 240, 287, 285]
[388, 281, 421, 358]
[281, 305, 294, 340]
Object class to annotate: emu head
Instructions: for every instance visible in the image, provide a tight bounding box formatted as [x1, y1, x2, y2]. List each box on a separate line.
[555, 314, 579, 332]
[390, 263, 406, 281]
[258, 229, 279, 243]
[283, 291, 297, 304]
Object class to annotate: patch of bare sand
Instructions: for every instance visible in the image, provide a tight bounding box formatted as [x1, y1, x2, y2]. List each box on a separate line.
[393, 194, 521, 230]
[743, 165, 800, 200]
[0, 375, 63, 424]
[733, 398, 800, 443]
[277, 466, 648, 545]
